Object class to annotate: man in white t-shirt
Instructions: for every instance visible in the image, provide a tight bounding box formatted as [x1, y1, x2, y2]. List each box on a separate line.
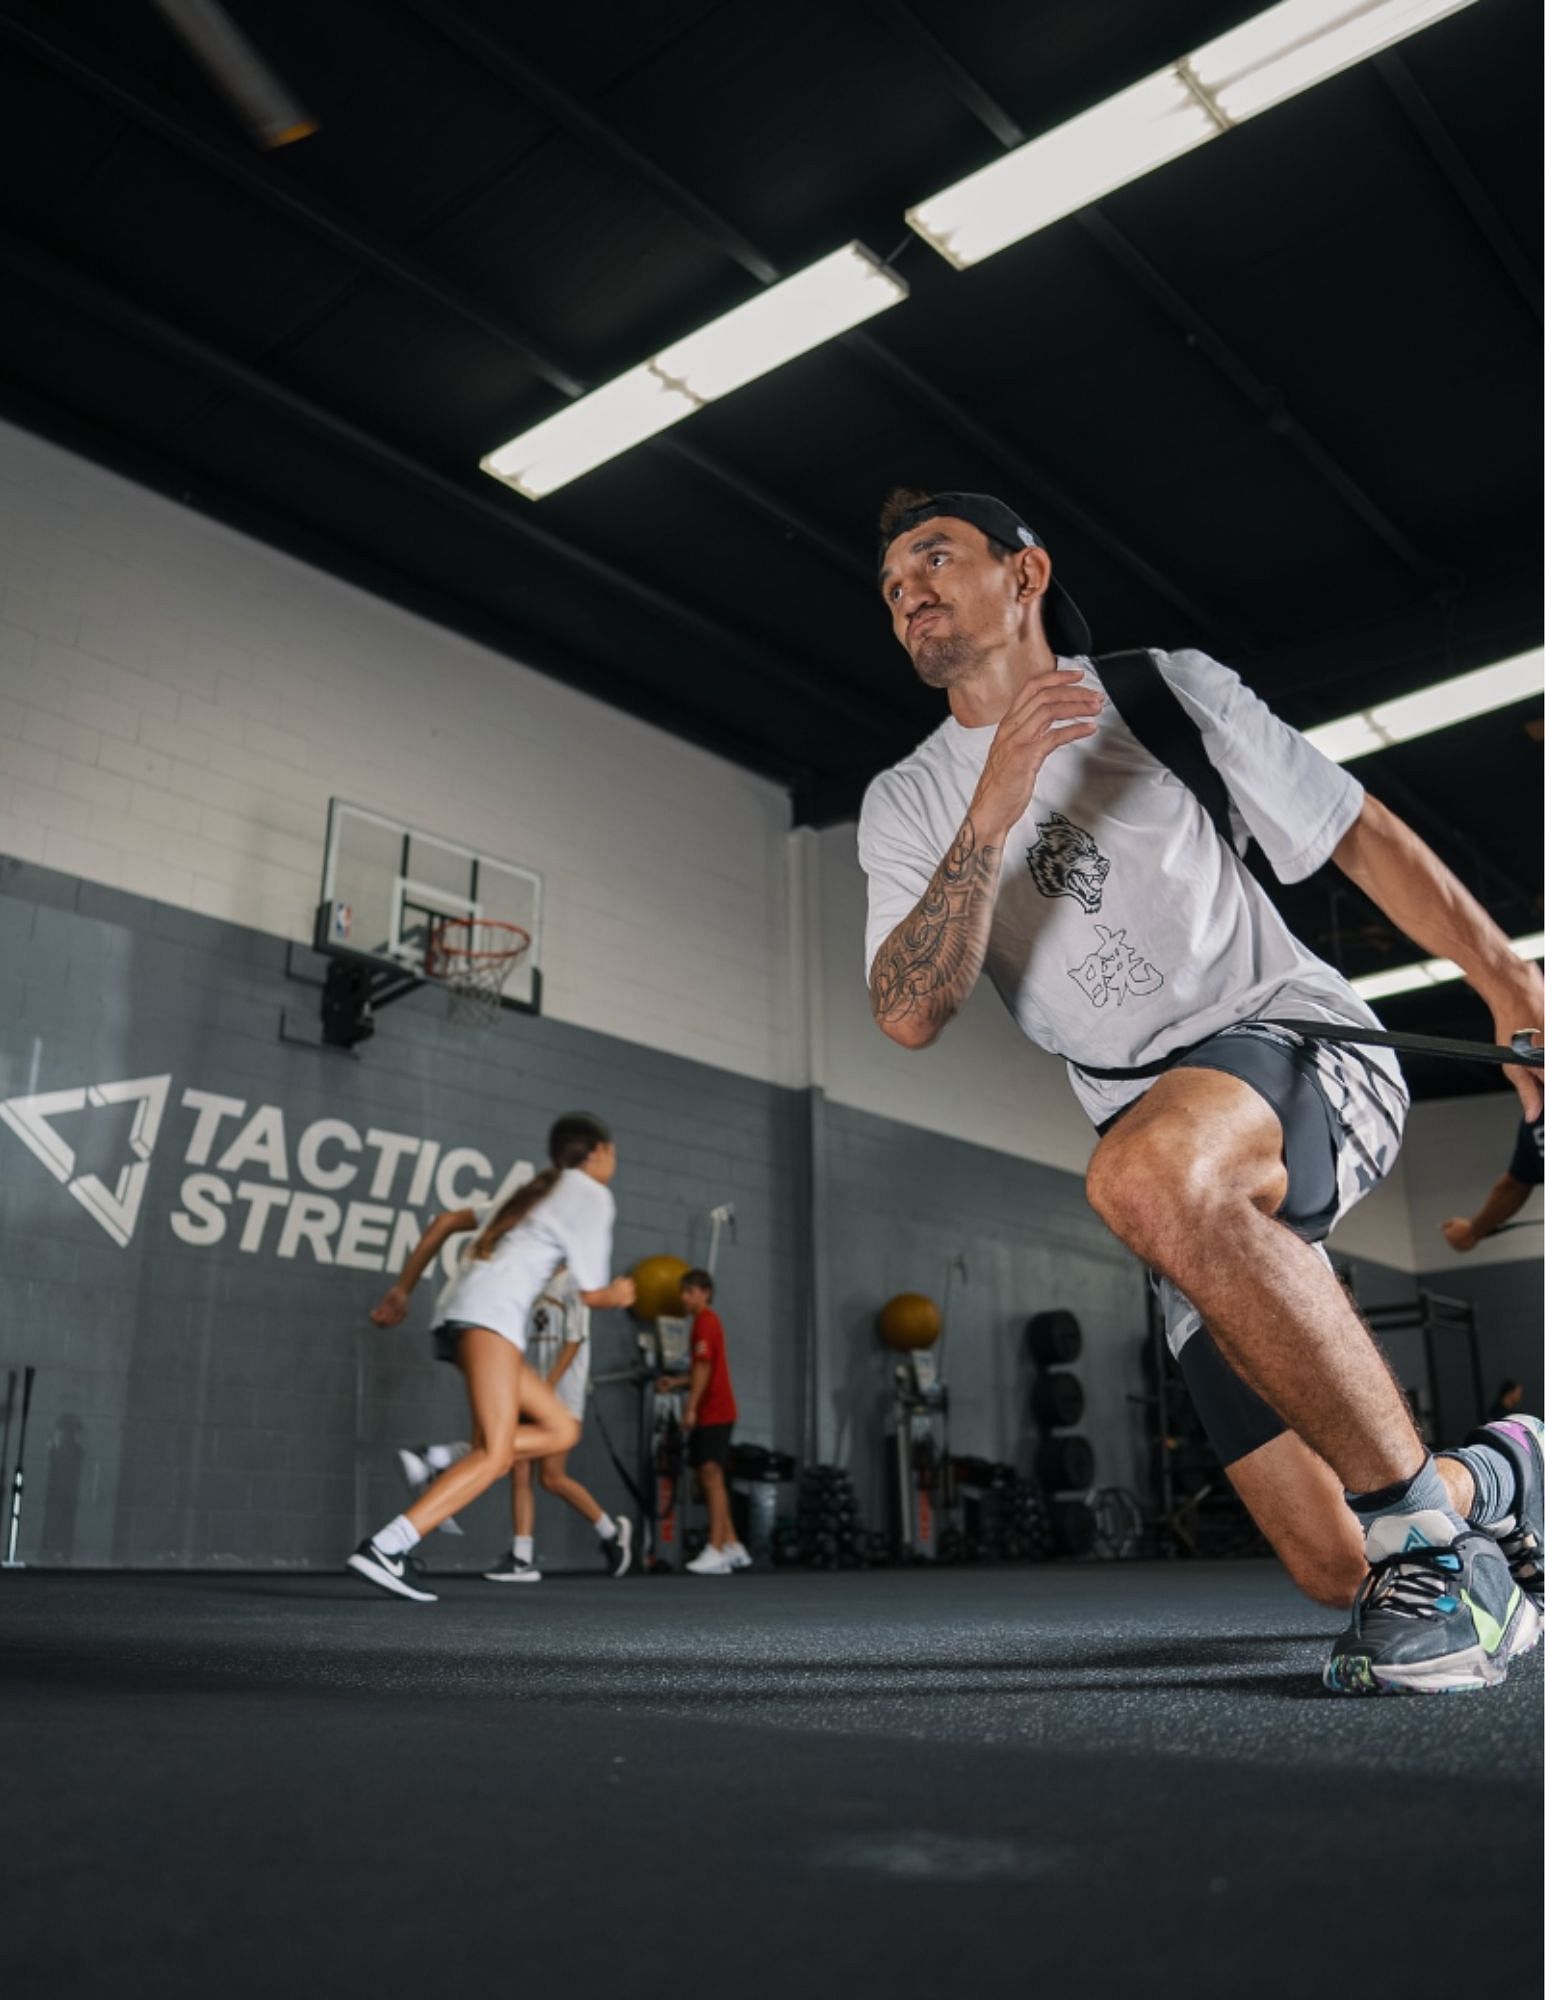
[862, 487, 1544, 1695]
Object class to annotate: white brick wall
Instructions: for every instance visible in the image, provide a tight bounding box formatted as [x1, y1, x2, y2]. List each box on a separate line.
[0, 418, 793, 1083]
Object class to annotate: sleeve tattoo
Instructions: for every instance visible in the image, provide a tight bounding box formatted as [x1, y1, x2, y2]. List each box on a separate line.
[868, 816, 1003, 1040]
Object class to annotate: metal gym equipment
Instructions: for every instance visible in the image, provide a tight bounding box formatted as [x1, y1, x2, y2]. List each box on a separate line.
[879, 1293, 950, 1562]
[1362, 1288, 1485, 1443]
[591, 1206, 742, 1570]
[2, 1365, 36, 1570]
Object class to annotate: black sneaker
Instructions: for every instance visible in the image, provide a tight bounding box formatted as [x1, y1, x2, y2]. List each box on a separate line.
[1324, 1510, 1538, 1695]
[1465, 1415, 1544, 1610]
[346, 1537, 437, 1602]
[483, 1552, 542, 1583]
[602, 1517, 633, 1578]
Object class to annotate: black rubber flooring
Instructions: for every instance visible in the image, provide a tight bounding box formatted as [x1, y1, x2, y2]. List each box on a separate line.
[2, 1563, 1540, 1999]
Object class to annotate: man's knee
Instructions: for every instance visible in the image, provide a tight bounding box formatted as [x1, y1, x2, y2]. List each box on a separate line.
[538, 1458, 565, 1493]
[555, 1413, 581, 1455]
[1277, 1544, 1365, 1611]
[1087, 1126, 1211, 1247]
[1088, 1118, 1279, 1259]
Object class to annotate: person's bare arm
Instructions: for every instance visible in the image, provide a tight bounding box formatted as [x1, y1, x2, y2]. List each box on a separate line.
[869, 669, 1104, 1050]
[370, 1208, 478, 1324]
[1333, 795, 1544, 1117]
[579, 1277, 636, 1311]
[1442, 1173, 1532, 1252]
[681, 1357, 712, 1430]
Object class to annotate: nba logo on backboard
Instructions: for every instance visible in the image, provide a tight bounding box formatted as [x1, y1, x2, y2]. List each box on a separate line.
[328, 902, 352, 944]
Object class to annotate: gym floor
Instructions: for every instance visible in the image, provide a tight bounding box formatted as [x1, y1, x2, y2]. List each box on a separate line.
[4, 1564, 1538, 1998]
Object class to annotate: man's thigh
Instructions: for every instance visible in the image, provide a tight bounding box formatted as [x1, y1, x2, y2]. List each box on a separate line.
[1091, 1060, 1287, 1208]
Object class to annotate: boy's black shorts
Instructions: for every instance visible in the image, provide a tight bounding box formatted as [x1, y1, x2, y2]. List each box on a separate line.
[687, 1422, 734, 1469]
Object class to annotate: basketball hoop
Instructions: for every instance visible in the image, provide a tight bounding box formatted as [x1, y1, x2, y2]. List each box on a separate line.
[426, 917, 531, 1027]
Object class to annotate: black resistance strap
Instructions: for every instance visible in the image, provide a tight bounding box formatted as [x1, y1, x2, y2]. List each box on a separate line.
[586, 1381, 652, 1518]
[1073, 1024, 1543, 1082]
[1097, 649, 1238, 852]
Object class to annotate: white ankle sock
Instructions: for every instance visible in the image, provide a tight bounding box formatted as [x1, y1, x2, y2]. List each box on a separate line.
[513, 1536, 534, 1563]
[425, 1442, 467, 1471]
[374, 1514, 421, 1556]
[593, 1514, 617, 1541]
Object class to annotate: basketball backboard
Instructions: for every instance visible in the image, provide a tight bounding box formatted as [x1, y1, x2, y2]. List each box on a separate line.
[316, 799, 543, 1014]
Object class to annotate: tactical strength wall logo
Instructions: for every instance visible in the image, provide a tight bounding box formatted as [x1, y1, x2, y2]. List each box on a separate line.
[0, 1074, 530, 1272]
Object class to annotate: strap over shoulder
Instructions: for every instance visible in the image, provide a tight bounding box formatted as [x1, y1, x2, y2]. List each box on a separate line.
[1095, 649, 1239, 853]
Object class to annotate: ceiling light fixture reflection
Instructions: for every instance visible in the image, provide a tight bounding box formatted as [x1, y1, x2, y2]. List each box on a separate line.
[1304, 649, 1545, 763]
[1352, 930, 1545, 1002]
[906, 0, 1481, 269]
[481, 244, 906, 500]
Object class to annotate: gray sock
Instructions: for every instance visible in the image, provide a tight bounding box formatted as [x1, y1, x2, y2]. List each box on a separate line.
[1436, 1443, 1516, 1528]
[1345, 1454, 1465, 1534]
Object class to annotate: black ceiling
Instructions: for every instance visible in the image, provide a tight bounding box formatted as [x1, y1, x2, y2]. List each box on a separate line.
[0, 0, 1539, 1096]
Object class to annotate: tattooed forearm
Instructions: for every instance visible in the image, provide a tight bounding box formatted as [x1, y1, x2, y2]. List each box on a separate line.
[869, 815, 1003, 1047]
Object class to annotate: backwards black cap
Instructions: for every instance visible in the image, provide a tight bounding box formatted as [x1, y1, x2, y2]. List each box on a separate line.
[879, 490, 1092, 658]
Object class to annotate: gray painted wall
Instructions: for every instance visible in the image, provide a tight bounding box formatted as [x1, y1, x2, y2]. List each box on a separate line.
[1414, 1260, 1543, 1417]
[817, 1101, 1152, 1527]
[0, 858, 802, 1574]
[3, 859, 1538, 1572]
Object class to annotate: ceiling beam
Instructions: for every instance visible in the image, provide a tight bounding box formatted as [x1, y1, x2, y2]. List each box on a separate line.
[856, 0, 1026, 149]
[0, 9, 585, 397]
[1374, 50, 1543, 326]
[1075, 210, 1425, 572]
[844, 331, 1247, 646]
[400, 0, 1241, 646]
[395, 0, 780, 285]
[863, 0, 1427, 578]
[0, 10, 871, 593]
[0, 224, 903, 746]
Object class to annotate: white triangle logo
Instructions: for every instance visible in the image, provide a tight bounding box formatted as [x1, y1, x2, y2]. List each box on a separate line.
[0, 1075, 172, 1247]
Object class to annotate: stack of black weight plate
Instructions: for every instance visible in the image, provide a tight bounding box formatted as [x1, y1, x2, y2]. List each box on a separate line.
[790, 1464, 872, 1570]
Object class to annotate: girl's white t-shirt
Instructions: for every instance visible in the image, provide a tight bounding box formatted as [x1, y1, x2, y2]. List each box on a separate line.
[529, 1270, 591, 1415]
[435, 1169, 615, 1349]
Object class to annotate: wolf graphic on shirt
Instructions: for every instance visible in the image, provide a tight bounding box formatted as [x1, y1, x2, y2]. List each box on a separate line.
[1026, 812, 1110, 914]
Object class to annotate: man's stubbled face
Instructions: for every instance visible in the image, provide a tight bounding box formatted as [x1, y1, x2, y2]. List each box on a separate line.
[879, 518, 1020, 689]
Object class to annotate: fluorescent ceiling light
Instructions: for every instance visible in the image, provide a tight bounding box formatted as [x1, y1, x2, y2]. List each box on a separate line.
[907, 0, 1480, 269]
[1303, 649, 1544, 763]
[482, 244, 905, 500]
[1352, 931, 1545, 1001]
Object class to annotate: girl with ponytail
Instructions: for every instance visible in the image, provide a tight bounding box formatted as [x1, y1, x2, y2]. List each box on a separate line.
[352, 1113, 636, 1602]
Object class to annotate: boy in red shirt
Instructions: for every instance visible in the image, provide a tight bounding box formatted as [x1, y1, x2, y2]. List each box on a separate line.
[670, 1269, 748, 1575]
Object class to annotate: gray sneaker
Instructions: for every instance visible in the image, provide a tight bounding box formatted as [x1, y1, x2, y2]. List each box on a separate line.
[1465, 1414, 1544, 1609]
[1324, 1510, 1539, 1695]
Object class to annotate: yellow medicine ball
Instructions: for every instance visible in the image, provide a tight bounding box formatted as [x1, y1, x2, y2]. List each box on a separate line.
[630, 1253, 691, 1322]
[878, 1292, 942, 1352]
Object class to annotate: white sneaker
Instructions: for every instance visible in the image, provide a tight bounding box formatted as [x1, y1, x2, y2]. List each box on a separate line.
[686, 1544, 734, 1575]
[396, 1447, 463, 1536]
[724, 1540, 752, 1570]
[483, 1552, 541, 1583]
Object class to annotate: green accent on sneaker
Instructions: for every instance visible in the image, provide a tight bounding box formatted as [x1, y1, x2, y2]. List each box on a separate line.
[1462, 1583, 1518, 1656]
